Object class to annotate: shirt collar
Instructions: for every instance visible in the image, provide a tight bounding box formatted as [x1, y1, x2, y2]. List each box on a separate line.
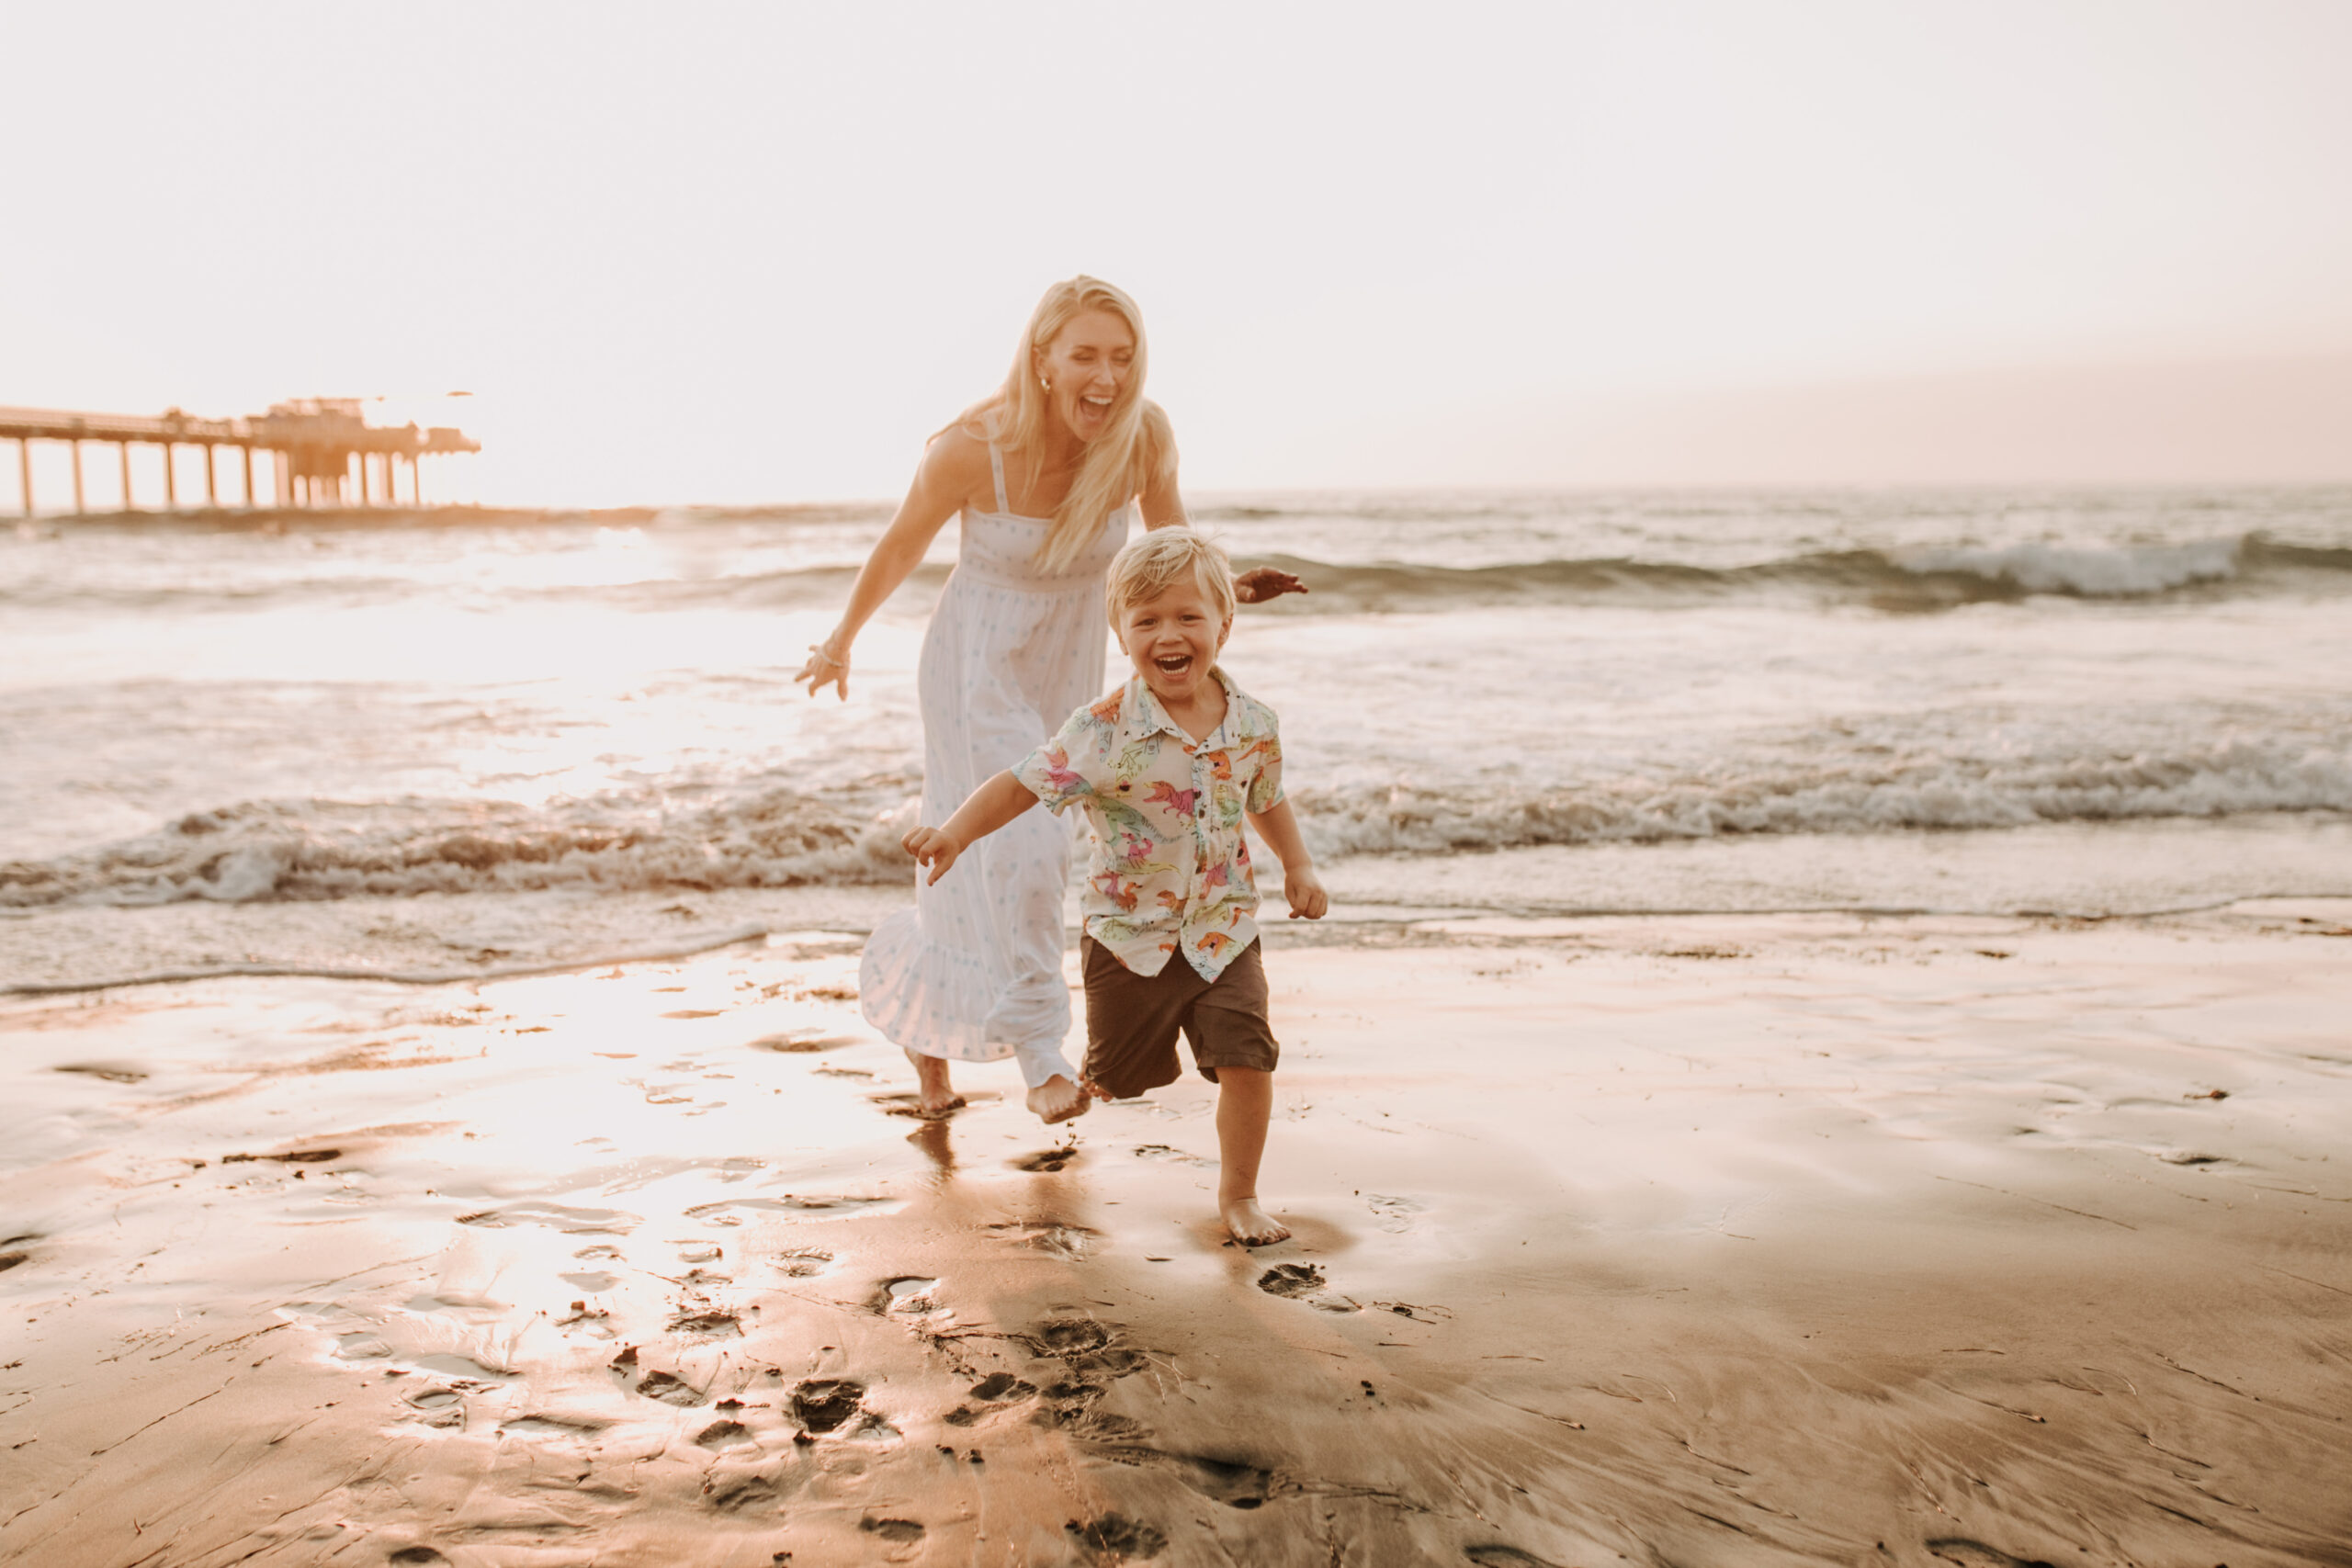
[1118, 667, 1253, 750]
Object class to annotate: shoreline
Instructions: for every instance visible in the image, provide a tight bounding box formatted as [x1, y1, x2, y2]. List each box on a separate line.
[7, 813, 2351, 998]
[4, 899, 2348, 1562]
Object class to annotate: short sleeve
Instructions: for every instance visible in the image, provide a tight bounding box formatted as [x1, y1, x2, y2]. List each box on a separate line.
[1013, 706, 1107, 815]
[1244, 720, 1284, 815]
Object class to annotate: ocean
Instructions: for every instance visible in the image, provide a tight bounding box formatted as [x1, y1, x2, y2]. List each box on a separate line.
[6, 487, 2350, 989]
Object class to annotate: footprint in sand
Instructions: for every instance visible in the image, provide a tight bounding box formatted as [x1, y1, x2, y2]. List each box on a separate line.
[1025, 1320, 1153, 1380]
[1032, 1376, 1148, 1441]
[1013, 1318, 1159, 1440]
[1068, 1515, 1170, 1560]
[1363, 1193, 1423, 1231]
[694, 1418, 754, 1450]
[945, 1371, 1038, 1426]
[403, 1387, 464, 1428]
[632, 1369, 707, 1407]
[989, 1220, 1098, 1260]
[791, 1377, 865, 1434]
[1013, 1147, 1080, 1172]
[1256, 1263, 1360, 1314]
[877, 1277, 944, 1315]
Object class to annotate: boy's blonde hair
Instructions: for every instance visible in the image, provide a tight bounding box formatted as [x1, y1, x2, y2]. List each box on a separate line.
[1106, 526, 1237, 623]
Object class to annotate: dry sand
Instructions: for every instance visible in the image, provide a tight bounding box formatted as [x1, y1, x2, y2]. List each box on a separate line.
[3, 899, 2349, 1566]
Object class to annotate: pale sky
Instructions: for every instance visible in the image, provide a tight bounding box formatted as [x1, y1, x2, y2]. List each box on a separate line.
[5, 1, 2349, 505]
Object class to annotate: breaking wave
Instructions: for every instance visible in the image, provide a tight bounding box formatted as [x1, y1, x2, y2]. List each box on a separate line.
[11, 535, 2347, 617]
[8, 739, 2346, 908]
[0, 789, 917, 908]
[1301, 740, 2352, 857]
[1236, 535, 2352, 614]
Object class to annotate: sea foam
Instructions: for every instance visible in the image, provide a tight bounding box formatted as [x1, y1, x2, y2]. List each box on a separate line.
[8, 739, 2346, 907]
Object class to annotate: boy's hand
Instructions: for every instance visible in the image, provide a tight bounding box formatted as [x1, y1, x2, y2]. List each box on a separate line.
[1283, 867, 1329, 920]
[900, 826, 964, 885]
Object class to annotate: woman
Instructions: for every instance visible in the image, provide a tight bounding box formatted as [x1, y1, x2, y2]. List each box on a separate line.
[796, 276, 1300, 1123]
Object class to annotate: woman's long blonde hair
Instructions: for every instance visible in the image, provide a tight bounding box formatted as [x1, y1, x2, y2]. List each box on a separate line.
[949, 276, 1175, 572]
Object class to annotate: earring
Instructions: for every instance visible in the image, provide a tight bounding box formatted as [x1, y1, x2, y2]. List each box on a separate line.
[1040, 377, 1052, 392]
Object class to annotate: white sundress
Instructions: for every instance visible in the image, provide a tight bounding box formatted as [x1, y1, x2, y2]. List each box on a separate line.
[858, 442, 1130, 1089]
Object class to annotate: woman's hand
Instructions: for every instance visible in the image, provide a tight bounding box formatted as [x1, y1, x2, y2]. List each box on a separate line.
[1234, 567, 1307, 604]
[797, 635, 852, 700]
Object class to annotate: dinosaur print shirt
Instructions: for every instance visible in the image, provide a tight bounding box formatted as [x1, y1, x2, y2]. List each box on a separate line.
[1014, 668, 1286, 981]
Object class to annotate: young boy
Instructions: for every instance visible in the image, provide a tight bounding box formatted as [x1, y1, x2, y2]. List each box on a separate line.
[900, 527, 1328, 1246]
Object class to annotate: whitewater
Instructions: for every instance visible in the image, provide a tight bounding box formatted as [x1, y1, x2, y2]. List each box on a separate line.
[5, 485, 2350, 987]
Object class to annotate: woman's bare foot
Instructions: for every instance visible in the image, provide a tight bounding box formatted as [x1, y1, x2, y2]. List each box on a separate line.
[1026, 1074, 1091, 1124]
[906, 1049, 966, 1119]
[1220, 1196, 1291, 1247]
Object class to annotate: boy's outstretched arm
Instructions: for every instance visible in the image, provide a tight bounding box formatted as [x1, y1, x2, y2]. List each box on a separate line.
[901, 771, 1040, 885]
[1247, 798, 1329, 919]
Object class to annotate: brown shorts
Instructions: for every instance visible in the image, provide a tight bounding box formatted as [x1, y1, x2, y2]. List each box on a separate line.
[1080, 935, 1279, 1100]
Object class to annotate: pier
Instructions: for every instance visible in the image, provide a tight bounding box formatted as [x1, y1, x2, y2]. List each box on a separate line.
[2, 399, 480, 515]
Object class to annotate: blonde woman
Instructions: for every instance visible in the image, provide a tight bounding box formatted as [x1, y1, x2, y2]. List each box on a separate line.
[797, 276, 1302, 1123]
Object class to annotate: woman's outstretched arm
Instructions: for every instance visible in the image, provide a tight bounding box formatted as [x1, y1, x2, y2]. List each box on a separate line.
[1136, 435, 1305, 605]
[797, 431, 986, 699]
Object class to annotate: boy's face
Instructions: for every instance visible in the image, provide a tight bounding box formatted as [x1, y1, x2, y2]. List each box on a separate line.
[1115, 569, 1232, 710]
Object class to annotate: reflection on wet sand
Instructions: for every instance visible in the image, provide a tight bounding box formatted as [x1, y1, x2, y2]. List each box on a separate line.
[3, 907, 2350, 1564]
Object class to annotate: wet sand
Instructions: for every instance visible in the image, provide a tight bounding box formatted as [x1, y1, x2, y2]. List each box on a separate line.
[3, 901, 2349, 1566]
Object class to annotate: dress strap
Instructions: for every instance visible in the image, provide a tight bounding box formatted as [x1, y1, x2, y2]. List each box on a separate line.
[987, 442, 1011, 514]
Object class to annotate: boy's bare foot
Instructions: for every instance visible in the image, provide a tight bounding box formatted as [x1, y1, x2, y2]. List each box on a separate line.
[1026, 1074, 1091, 1124]
[905, 1049, 966, 1119]
[1220, 1197, 1290, 1247]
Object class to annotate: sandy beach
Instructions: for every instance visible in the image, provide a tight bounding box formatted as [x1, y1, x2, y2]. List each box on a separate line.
[11, 2, 2352, 1559]
[6, 895, 2348, 1566]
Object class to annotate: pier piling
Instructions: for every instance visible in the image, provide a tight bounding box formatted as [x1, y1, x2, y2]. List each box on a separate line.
[1, 400, 479, 516]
